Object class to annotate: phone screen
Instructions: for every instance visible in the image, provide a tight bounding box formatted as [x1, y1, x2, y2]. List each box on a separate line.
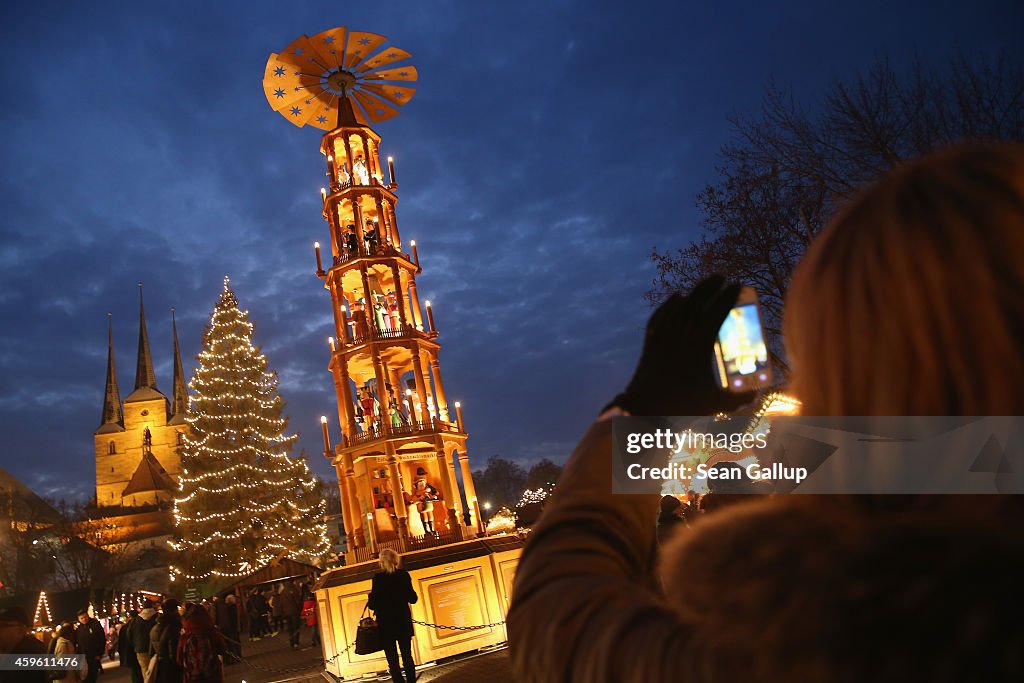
[715, 302, 770, 390]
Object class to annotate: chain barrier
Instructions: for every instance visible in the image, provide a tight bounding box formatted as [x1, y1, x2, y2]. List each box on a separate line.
[218, 617, 505, 677]
[411, 618, 506, 632]
[220, 632, 356, 676]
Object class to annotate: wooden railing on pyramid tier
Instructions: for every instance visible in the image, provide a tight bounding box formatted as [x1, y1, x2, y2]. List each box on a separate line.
[347, 325, 421, 345]
[348, 528, 465, 564]
[331, 242, 410, 267]
[346, 417, 460, 447]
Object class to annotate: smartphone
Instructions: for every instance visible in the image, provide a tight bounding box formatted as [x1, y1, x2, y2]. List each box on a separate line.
[713, 286, 772, 391]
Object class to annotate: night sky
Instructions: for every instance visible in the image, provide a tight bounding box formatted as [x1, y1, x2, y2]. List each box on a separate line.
[2, 1, 1021, 501]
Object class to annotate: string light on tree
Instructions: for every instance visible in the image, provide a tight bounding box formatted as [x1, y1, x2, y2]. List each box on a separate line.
[171, 277, 330, 581]
[517, 487, 553, 507]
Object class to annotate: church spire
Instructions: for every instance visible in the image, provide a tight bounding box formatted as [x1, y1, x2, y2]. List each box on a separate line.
[99, 313, 123, 428]
[135, 282, 157, 391]
[170, 308, 188, 420]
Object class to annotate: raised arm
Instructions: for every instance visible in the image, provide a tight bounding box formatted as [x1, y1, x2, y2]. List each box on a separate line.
[508, 277, 752, 682]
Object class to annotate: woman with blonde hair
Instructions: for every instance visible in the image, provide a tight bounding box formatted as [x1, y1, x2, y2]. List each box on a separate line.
[368, 549, 418, 683]
[508, 143, 1024, 682]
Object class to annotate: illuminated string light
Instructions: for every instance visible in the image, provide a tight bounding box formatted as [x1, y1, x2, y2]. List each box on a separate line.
[33, 591, 52, 626]
[516, 487, 553, 507]
[172, 282, 330, 580]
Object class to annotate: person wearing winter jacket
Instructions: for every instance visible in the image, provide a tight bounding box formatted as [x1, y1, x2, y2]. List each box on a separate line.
[118, 611, 142, 683]
[214, 594, 240, 664]
[301, 592, 319, 647]
[176, 605, 226, 683]
[149, 599, 183, 683]
[129, 604, 158, 680]
[75, 609, 105, 683]
[53, 622, 80, 683]
[276, 582, 304, 650]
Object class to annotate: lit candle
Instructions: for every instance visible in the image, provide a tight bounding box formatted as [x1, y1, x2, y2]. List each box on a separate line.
[410, 240, 419, 266]
[328, 336, 335, 351]
[314, 241, 324, 273]
[320, 416, 331, 455]
[455, 401, 465, 432]
[320, 187, 327, 201]
[425, 300, 436, 332]
[387, 156, 396, 186]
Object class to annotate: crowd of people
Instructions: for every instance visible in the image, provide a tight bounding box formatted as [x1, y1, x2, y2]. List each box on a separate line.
[0, 578, 321, 683]
[509, 142, 1024, 681]
[243, 580, 319, 650]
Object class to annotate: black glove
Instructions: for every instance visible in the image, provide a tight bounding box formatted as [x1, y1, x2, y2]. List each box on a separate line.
[607, 275, 756, 416]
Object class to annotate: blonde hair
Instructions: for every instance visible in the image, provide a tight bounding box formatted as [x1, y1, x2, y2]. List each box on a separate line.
[784, 143, 1024, 415]
[379, 548, 401, 573]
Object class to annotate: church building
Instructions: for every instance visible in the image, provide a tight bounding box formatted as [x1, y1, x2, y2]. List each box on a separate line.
[94, 288, 188, 510]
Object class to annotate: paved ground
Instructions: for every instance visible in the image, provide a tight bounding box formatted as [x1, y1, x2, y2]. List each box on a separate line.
[97, 628, 516, 683]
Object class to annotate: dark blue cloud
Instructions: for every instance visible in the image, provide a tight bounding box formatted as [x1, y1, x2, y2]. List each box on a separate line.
[1, 0, 1021, 500]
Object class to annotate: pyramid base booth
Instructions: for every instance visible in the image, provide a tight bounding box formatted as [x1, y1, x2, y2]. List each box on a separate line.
[314, 536, 523, 680]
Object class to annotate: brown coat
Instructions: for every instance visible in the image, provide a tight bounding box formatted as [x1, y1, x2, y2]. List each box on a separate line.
[508, 419, 682, 681]
[508, 419, 1024, 682]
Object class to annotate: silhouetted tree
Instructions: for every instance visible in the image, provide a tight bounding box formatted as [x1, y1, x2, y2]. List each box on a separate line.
[526, 459, 563, 489]
[321, 477, 342, 517]
[472, 457, 527, 510]
[648, 53, 1024, 373]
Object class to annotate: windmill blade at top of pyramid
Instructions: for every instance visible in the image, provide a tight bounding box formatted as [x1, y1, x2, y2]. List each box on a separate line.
[351, 89, 401, 123]
[291, 90, 336, 129]
[307, 91, 340, 131]
[263, 53, 311, 111]
[343, 32, 387, 70]
[280, 34, 334, 73]
[355, 46, 413, 74]
[362, 66, 419, 83]
[361, 83, 416, 108]
[307, 27, 348, 70]
[265, 28, 418, 128]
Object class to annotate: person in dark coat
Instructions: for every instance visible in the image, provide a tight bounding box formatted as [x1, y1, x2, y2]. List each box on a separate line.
[269, 589, 283, 636]
[245, 590, 265, 641]
[656, 495, 686, 545]
[76, 609, 106, 683]
[129, 605, 158, 679]
[0, 606, 48, 683]
[276, 582, 303, 650]
[368, 549, 418, 683]
[119, 611, 142, 683]
[149, 599, 183, 683]
[214, 594, 240, 663]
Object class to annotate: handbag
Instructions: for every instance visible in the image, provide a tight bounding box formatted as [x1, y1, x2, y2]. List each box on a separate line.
[354, 603, 383, 655]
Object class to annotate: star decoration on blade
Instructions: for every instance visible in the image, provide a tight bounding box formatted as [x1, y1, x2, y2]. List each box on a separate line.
[262, 27, 418, 130]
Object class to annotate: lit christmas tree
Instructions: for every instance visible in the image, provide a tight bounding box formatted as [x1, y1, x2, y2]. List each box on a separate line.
[171, 277, 329, 581]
